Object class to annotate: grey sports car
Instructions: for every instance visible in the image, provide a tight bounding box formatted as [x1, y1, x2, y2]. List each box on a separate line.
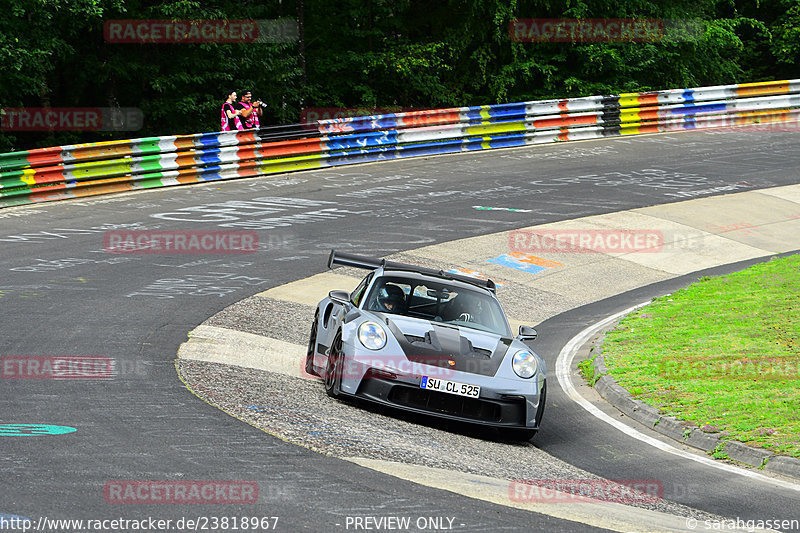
[305, 251, 546, 439]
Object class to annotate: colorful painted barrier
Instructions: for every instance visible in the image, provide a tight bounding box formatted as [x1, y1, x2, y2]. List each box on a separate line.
[2, 79, 799, 208]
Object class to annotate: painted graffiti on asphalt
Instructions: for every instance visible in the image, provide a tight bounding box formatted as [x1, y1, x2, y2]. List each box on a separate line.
[10, 256, 139, 272]
[334, 178, 436, 198]
[0, 223, 160, 244]
[500, 145, 619, 161]
[126, 272, 270, 298]
[529, 168, 756, 198]
[149, 196, 373, 230]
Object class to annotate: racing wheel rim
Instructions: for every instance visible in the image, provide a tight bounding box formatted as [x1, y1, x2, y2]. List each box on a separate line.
[324, 332, 344, 397]
[305, 313, 319, 377]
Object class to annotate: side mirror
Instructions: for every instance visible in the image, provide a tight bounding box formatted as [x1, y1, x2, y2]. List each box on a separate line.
[518, 325, 538, 341]
[330, 290, 361, 323]
[329, 290, 351, 306]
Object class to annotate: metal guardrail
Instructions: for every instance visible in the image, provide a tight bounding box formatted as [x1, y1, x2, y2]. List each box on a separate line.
[2, 79, 798, 208]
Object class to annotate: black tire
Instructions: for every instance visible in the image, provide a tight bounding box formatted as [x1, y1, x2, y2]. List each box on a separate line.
[324, 331, 344, 398]
[305, 313, 319, 377]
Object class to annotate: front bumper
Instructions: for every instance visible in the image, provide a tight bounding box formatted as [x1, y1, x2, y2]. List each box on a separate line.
[336, 337, 545, 429]
[355, 375, 534, 428]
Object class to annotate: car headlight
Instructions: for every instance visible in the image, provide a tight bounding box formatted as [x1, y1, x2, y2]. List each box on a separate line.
[512, 350, 538, 379]
[358, 321, 387, 350]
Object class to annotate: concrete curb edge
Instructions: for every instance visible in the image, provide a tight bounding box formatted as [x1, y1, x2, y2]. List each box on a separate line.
[585, 316, 800, 482]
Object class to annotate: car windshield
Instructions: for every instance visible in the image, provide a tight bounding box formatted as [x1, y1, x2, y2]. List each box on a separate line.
[363, 275, 510, 336]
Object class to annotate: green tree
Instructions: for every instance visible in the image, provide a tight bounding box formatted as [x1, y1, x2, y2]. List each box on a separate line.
[1, 0, 795, 152]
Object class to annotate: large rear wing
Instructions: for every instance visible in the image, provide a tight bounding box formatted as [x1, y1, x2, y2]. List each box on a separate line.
[328, 250, 496, 293]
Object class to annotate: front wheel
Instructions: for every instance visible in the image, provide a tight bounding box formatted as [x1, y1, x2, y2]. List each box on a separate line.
[324, 332, 344, 398]
[305, 313, 319, 377]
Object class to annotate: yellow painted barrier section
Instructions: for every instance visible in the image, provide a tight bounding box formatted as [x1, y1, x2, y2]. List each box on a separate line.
[737, 80, 790, 97]
[258, 154, 325, 173]
[72, 160, 137, 179]
[619, 110, 643, 123]
[465, 121, 526, 136]
[620, 124, 644, 135]
[618, 94, 642, 108]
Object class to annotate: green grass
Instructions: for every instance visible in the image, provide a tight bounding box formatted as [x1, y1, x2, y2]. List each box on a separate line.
[601, 255, 800, 458]
[577, 347, 605, 386]
[577, 358, 596, 384]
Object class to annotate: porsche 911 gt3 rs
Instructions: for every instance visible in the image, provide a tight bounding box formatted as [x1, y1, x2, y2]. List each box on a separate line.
[305, 251, 546, 439]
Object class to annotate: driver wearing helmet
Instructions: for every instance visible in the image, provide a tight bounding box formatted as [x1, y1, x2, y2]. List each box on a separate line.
[445, 291, 484, 324]
[377, 284, 405, 313]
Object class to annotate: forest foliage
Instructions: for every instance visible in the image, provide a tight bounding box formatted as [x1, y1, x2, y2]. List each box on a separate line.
[1, 0, 798, 151]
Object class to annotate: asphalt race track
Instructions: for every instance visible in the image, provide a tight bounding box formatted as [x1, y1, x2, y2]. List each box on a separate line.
[1, 129, 799, 532]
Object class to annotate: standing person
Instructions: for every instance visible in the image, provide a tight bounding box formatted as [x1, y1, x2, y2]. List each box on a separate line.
[237, 90, 263, 129]
[220, 90, 243, 131]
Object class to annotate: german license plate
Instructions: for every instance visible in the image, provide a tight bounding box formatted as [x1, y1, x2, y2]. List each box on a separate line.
[420, 376, 480, 398]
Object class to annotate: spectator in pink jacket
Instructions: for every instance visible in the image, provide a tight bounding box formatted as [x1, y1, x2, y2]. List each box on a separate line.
[220, 90, 243, 131]
[237, 90, 263, 129]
